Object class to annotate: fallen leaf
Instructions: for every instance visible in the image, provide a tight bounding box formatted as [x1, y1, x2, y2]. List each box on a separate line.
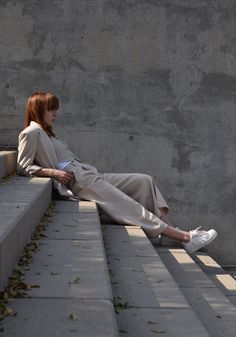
[151, 329, 166, 334]
[69, 313, 77, 321]
[72, 277, 80, 284]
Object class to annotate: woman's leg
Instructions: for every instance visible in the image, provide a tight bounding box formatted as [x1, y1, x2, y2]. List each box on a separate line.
[77, 178, 168, 239]
[67, 165, 168, 238]
[162, 226, 190, 242]
[103, 173, 176, 228]
[159, 207, 174, 226]
[102, 173, 168, 217]
[67, 164, 217, 251]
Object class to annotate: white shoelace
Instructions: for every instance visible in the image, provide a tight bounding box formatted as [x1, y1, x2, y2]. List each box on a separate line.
[190, 226, 209, 241]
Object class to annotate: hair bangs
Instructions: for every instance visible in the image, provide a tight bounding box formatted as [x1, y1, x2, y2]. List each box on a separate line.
[46, 93, 59, 111]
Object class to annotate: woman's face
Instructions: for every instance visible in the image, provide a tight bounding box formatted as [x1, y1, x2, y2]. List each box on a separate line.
[43, 109, 58, 127]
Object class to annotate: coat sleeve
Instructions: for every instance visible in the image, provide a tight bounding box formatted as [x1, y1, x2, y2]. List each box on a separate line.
[17, 130, 42, 175]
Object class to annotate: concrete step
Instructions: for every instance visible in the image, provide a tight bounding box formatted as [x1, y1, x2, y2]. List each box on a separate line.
[156, 246, 236, 337]
[191, 251, 236, 305]
[103, 224, 236, 337]
[0, 176, 52, 290]
[0, 200, 119, 337]
[0, 150, 17, 179]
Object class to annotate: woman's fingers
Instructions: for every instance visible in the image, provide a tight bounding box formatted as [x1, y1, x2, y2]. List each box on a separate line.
[62, 171, 74, 185]
[54, 170, 74, 185]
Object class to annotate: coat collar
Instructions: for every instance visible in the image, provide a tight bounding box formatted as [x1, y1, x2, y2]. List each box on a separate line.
[30, 121, 43, 129]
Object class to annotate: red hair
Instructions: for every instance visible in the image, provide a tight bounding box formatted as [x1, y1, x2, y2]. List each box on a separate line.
[24, 92, 59, 136]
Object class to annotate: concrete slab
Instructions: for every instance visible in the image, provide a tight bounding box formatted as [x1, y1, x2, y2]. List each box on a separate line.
[139, 255, 182, 288]
[115, 308, 210, 337]
[155, 248, 236, 336]
[0, 182, 50, 203]
[0, 176, 50, 185]
[55, 200, 98, 213]
[157, 248, 215, 288]
[104, 225, 157, 257]
[139, 256, 189, 308]
[103, 225, 139, 256]
[0, 177, 52, 290]
[0, 199, 119, 336]
[215, 274, 236, 292]
[198, 287, 236, 336]
[126, 226, 165, 256]
[104, 221, 236, 336]
[109, 255, 189, 309]
[182, 288, 236, 337]
[0, 298, 118, 337]
[109, 258, 159, 308]
[23, 240, 112, 300]
[44, 212, 101, 241]
[0, 202, 28, 237]
[194, 253, 236, 296]
[32, 239, 105, 259]
[0, 150, 17, 179]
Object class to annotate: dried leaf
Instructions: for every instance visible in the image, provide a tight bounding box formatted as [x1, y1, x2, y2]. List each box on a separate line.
[72, 277, 80, 284]
[69, 313, 77, 321]
[30, 284, 40, 289]
[151, 329, 166, 334]
[4, 306, 14, 316]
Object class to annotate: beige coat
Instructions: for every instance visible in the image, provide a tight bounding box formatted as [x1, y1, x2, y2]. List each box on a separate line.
[17, 121, 168, 238]
[17, 121, 75, 198]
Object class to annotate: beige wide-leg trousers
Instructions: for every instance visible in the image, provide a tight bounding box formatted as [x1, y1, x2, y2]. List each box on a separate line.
[67, 161, 168, 239]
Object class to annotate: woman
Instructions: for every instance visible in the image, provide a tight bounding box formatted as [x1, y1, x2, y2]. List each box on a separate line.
[17, 92, 217, 254]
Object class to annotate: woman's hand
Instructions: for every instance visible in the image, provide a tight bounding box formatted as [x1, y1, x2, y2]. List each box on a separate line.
[35, 168, 74, 187]
[53, 169, 74, 186]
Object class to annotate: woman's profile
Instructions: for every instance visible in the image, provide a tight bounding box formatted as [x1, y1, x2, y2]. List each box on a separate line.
[17, 92, 217, 254]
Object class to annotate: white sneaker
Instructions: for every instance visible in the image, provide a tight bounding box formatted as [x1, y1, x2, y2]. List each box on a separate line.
[184, 226, 217, 254]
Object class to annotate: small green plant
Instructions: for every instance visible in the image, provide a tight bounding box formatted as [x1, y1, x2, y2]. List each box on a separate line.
[0, 173, 17, 185]
[113, 296, 129, 313]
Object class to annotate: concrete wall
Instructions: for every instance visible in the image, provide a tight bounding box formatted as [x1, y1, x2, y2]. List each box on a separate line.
[0, 0, 235, 265]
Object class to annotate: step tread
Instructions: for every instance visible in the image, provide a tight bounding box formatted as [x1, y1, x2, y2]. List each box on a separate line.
[193, 252, 236, 295]
[1, 200, 119, 337]
[104, 225, 235, 337]
[0, 176, 52, 290]
[156, 246, 236, 337]
[0, 150, 17, 179]
[2, 298, 117, 337]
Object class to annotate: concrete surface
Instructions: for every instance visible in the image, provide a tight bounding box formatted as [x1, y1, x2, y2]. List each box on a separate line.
[0, 1, 235, 265]
[156, 247, 236, 337]
[0, 151, 17, 178]
[104, 224, 236, 337]
[0, 176, 51, 290]
[191, 252, 236, 306]
[23, 239, 111, 300]
[1, 298, 117, 337]
[0, 189, 235, 336]
[0, 200, 119, 337]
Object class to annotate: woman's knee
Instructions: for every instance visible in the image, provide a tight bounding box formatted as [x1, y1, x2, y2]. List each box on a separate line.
[132, 174, 154, 191]
[137, 173, 153, 184]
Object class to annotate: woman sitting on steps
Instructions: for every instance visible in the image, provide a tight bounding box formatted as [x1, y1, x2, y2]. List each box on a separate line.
[17, 92, 217, 254]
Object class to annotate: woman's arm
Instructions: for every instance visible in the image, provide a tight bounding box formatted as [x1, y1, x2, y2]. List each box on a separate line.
[35, 168, 74, 186]
[17, 130, 42, 175]
[18, 130, 74, 186]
